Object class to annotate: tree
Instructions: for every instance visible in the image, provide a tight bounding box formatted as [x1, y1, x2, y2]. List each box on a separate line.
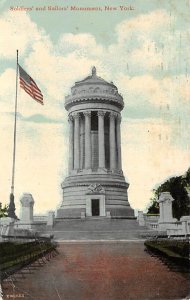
[147, 168, 190, 220]
[0, 202, 8, 218]
[147, 197, 159, 214]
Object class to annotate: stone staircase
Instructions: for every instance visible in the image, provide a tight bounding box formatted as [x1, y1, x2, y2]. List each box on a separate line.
[46, 218, 154, 240]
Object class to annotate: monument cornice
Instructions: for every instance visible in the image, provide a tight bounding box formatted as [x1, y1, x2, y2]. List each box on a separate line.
[61, 181, 129, 189]
[65, 95, 124, 110]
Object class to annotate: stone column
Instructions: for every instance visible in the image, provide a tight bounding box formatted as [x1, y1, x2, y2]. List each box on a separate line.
[138, 211, 145, 226]
[73, 113, 80, 170]
[157, 192, 177, 231]
[98, 110, 106, 169]
[109, 112, 117, 170]
[47, 211, 55, 227]
[68, 114, 74, 172]
[116, 114, 122, 170]
[158, 192, 174, 223]
[159, 201, 164, 222]
[20, 193, 34, 224]
[80, 118, 85, 169]
[84, 111, 91, 169]
[180, 216, 190, 235]
[0, 217, 15, 236]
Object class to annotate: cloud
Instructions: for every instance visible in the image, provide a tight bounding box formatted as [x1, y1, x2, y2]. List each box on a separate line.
[23, 114, 62, 124]
[0, 68, 15, 112]
[0, 11, 48, 59]
[121, 119, 190, 210]
[106, 10, 190, 76]
[58, 33, 104, 57]
[118, 75, 167, 108]
[117, 74, 190, 128]
[116, 10, 172, 43]
[0, 117, 67, 214]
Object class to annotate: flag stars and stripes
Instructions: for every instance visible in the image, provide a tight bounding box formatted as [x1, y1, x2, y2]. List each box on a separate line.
[18, 64, 44, 105]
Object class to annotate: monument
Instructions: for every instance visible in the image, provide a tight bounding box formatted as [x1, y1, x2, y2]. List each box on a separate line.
[57, 67, 134, 218]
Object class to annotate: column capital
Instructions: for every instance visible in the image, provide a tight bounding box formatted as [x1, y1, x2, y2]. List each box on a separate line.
[109, 111, 118, 119]
[72, 112, 80, 119]
[68, 114, 73, 122]
[98, 110, 106, 117]
[83, 110, 91, 117]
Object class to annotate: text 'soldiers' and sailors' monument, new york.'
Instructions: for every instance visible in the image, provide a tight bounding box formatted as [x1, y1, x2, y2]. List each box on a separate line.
[57, 67, 134, 218]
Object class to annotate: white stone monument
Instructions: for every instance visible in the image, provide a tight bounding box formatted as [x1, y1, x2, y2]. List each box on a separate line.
[47, 210, 55, 227]
[0, 217, 15, 236]
[138, 211, 145, 226]
[57, 67, 134, 219]
[158, 192, 177, 231]
[180, 216, 190, 235]
[20, 193, 34, 227]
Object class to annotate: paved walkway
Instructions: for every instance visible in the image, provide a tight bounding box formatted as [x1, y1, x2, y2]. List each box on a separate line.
[2, 241, 190, 300]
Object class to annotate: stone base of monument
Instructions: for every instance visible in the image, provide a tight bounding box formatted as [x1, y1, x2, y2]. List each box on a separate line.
[56, 208, 135, 219]
[44, 218, 154, 240]
[57, 172, 135, 219]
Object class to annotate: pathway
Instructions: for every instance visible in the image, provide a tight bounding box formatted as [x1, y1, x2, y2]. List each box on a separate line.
[2, 241, 190, 300]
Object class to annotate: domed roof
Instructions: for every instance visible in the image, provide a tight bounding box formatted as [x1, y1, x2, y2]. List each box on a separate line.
[65, 67, 124, 110]
[75, 66, 116, 87]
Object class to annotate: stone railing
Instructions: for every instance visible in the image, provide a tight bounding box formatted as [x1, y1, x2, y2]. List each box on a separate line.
[138, 210, 190, 236]
[137, 212, 159, 229]
[166, 217, 190, 236]
[0, 224, 7, 236]
[149, 223, 158, 230]
[0, 217, 15, 237]
[33, 215, 47, 222]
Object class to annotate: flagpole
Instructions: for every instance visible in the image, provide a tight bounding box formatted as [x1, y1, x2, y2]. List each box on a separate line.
[8, 50, 19, 219]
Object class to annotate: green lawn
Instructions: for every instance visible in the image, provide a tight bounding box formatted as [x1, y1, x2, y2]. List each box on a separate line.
[0, 240, 57, 277]
[144, 238, 189, 266]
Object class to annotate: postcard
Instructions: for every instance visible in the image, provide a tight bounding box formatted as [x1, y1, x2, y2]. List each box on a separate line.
[0, 0, 189, 299]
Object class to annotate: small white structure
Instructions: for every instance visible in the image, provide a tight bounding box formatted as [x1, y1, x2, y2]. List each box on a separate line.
[138, 211, 145, 226]
[158, 192, 176, 223]
[157, 192, 190, 236]
[47, 211, 55, 227]
[138, 192, 190, 236]
[158, 192, 177, 231]
[0, 217, 15, 237]
[137, 211, 159, 229]
[19, 193, 34, 228]
[166, 216, 190, 236]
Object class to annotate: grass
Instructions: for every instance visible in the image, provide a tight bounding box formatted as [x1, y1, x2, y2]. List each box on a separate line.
[0, 240, 57, 275]
[144, 238, 190, 267]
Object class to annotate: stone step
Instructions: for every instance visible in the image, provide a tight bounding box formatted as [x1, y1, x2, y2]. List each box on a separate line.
[45, 218, 152, 240]
[47, 229, 154, 240]
[51, 232, 144, 240]
[53, 218, 143, 231]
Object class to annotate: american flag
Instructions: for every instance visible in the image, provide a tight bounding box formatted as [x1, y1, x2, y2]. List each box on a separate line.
[18, 65, 44, 105]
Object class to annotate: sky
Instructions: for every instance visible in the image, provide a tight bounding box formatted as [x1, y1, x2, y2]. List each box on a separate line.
[0, 0, 189, 216]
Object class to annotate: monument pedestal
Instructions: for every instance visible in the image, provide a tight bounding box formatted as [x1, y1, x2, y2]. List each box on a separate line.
[57, 171, 134, 218]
